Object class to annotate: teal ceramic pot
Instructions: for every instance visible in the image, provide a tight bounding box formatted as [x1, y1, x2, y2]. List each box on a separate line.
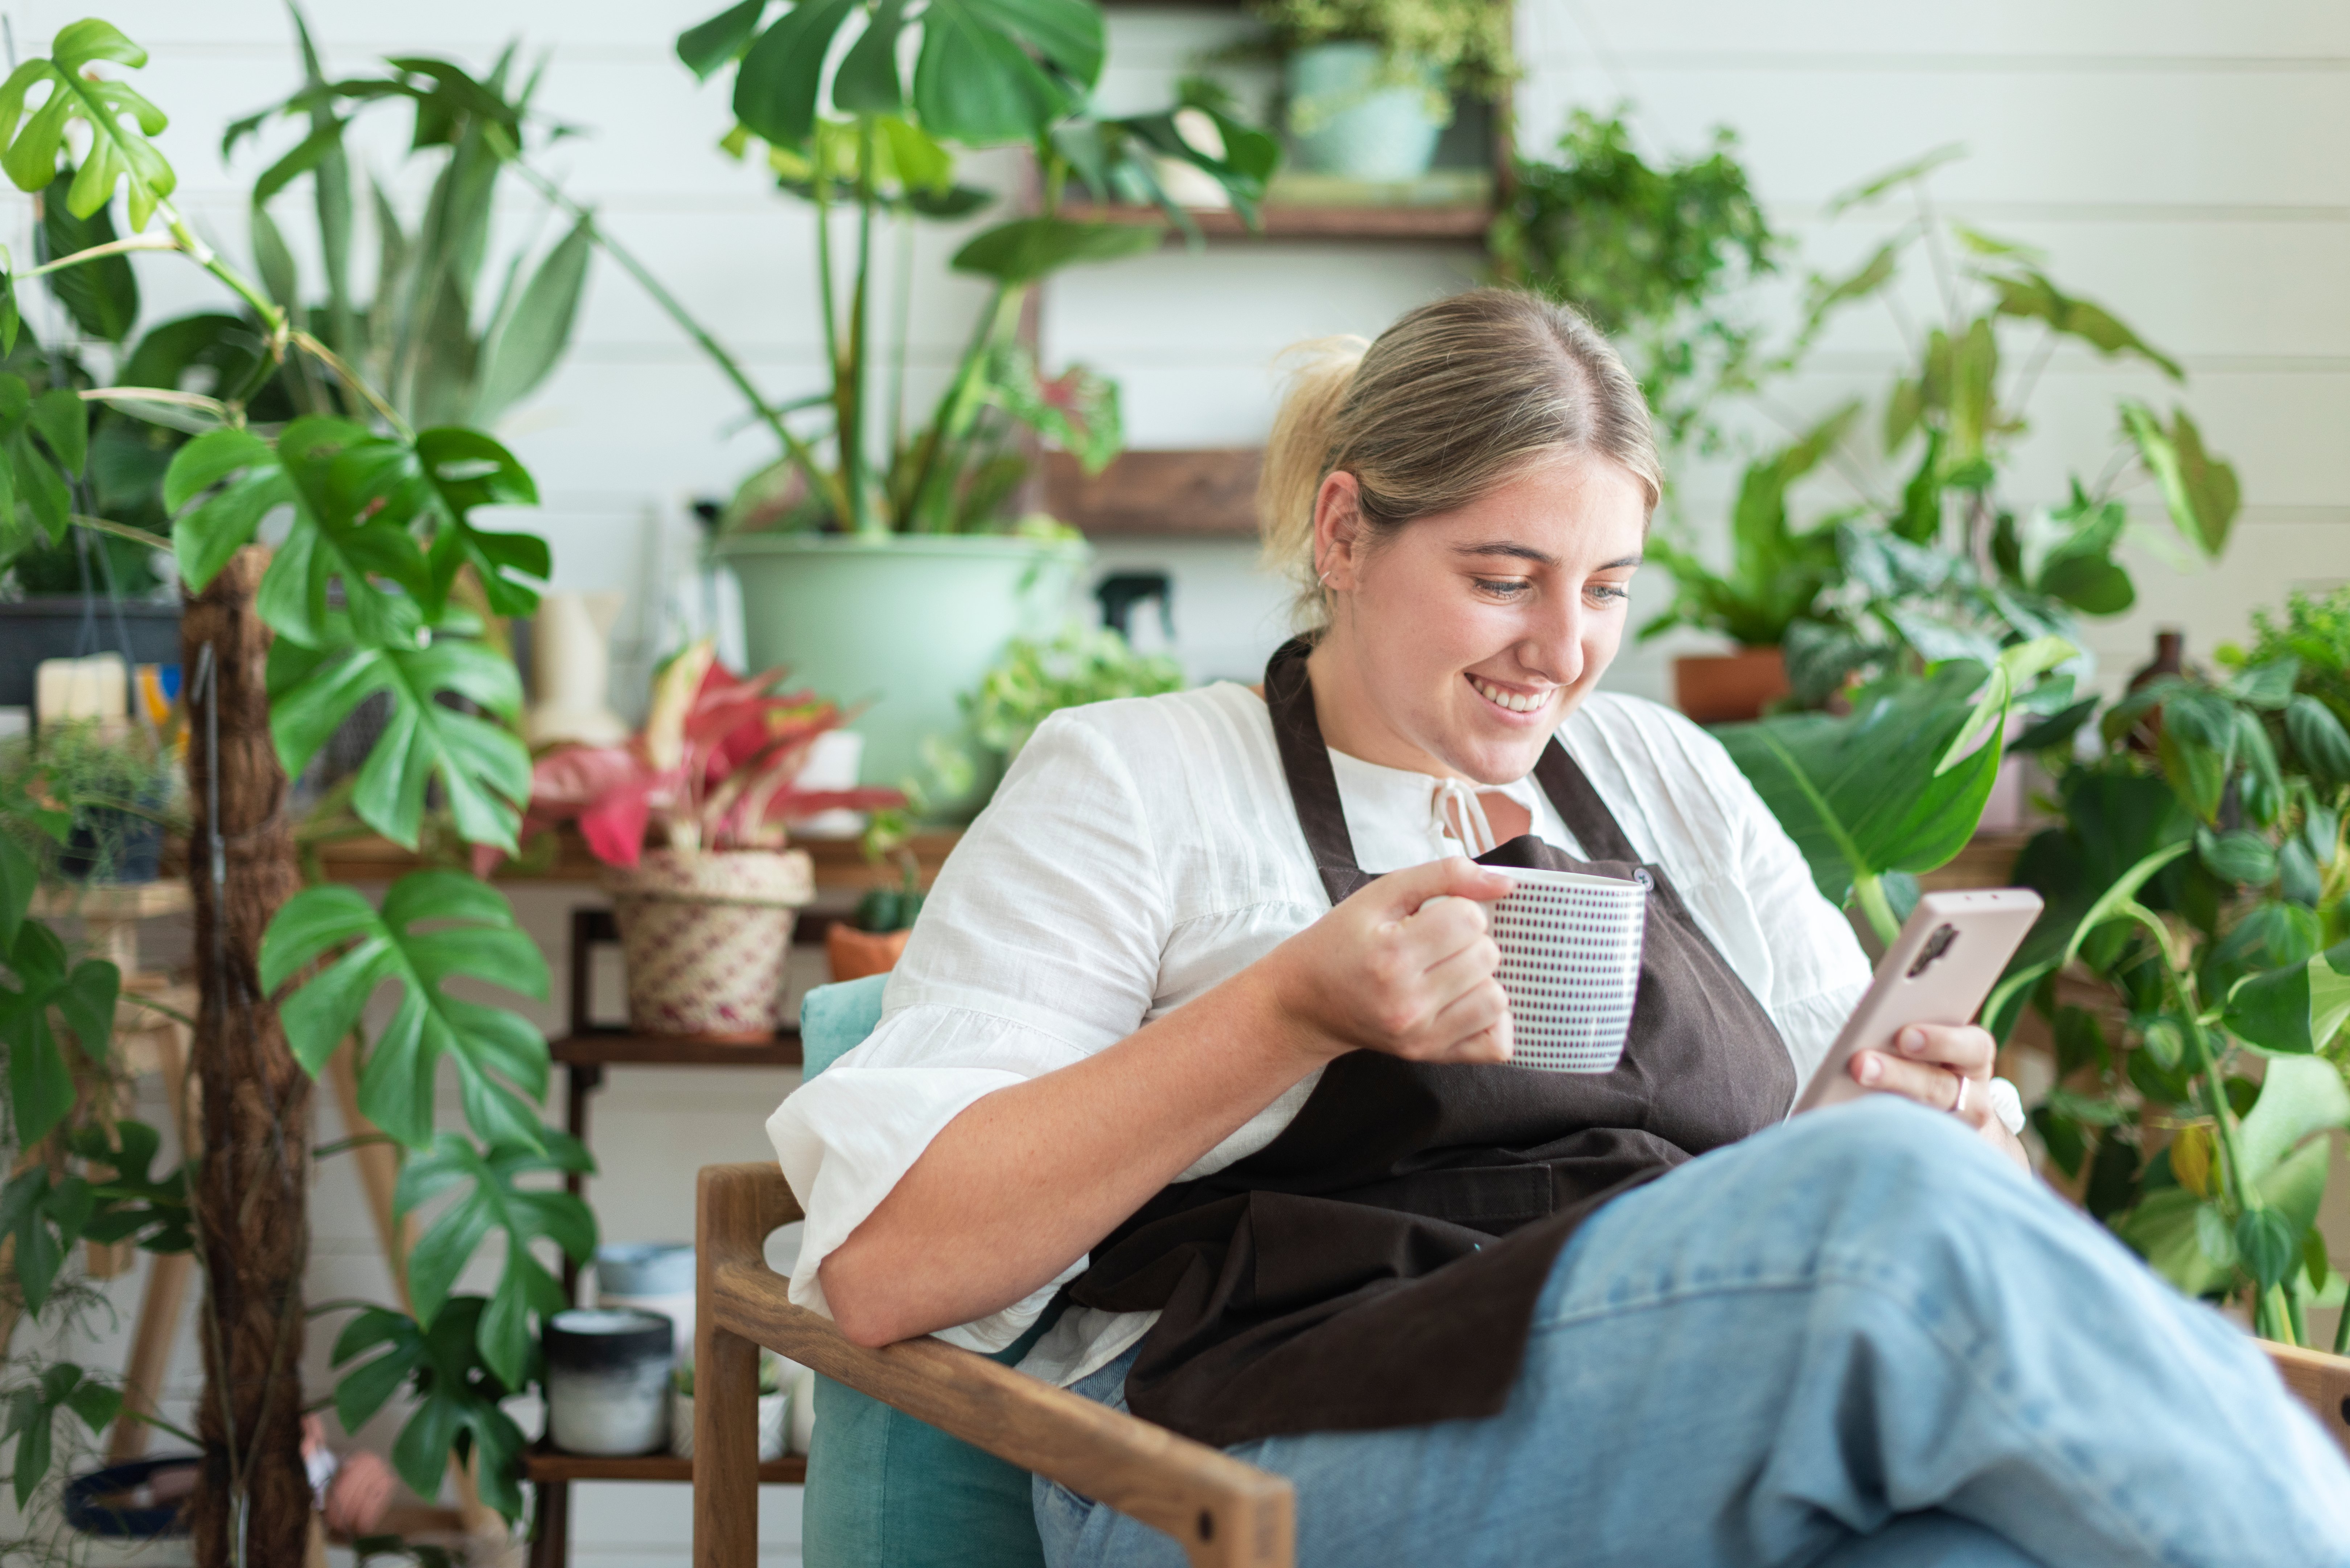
[1284, 41, 1446, 181]
[714, 533, 1092, 812]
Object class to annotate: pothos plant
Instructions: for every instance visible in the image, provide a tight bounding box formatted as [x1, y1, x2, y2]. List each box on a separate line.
[1989, 626, 2350, 1351]
[0, 20, 591, 1524]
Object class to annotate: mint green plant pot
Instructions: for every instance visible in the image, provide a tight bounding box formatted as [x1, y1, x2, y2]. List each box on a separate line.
[1284, 41, 1446, 182]
[714, 534, 1091, 813]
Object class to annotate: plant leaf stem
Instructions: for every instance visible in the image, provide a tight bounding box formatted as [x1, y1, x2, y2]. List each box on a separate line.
[2153, 920, 2290, 1343]
[907, 284, 1024, 532]
[846, 118, 879, 534]
[19, 230, 177, 278]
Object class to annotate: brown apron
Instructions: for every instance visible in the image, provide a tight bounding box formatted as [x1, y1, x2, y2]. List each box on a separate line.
[1064, 639, 1796, 1448]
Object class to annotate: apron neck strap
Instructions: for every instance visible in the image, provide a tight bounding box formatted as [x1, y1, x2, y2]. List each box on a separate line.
[1531, 741, 1641, 864]
[1265, 638, 1364, 905]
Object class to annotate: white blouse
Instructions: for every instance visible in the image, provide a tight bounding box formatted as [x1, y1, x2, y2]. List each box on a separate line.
[766, 681, 1872, 1387]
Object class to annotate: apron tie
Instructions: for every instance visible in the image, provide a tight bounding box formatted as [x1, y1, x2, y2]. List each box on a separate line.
[1432, 776, 1499, 856]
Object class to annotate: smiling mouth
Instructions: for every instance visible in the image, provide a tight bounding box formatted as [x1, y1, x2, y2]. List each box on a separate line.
[1468, 675, 1552, 715]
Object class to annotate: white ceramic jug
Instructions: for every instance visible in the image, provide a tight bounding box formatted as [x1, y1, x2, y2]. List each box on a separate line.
[526, 591, 629, 747]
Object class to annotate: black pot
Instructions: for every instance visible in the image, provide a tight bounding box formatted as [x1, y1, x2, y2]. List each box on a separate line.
[62, 1454, 199, 1538]
[0, 599, 181, 712]
[58, 803, 166, 883]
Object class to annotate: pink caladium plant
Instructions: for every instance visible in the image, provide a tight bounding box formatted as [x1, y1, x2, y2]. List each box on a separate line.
[501, 640, 902, 870]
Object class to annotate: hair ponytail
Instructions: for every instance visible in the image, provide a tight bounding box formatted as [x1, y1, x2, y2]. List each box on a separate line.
[1258, 336, 1367, 610]
[1255, 289, 1662, 635]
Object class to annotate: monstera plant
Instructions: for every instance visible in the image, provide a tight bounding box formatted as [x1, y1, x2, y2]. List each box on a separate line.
[0, 18, 590, 1552]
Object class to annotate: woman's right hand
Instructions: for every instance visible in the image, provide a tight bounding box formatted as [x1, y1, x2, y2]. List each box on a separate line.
[1262, 856, 1517, 1067]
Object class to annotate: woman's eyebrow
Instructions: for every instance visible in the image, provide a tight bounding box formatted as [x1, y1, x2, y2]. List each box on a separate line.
[1451, 543, 1644, 571]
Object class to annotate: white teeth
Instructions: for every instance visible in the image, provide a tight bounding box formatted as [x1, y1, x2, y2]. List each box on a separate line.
[1472, 678, 1547, 714]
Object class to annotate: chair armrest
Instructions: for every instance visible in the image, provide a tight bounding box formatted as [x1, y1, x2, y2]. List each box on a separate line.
[2264, 1339, 2350, 1458]
[693, 1162, 1294, 1568]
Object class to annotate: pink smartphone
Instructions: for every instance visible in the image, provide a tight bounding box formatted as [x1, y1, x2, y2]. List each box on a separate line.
[1793, 888, 2045, 1115]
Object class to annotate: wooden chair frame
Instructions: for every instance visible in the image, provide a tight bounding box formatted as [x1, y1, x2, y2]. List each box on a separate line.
[692, 1163, 1295, 1568]
[691, 1162, 2350, 1568]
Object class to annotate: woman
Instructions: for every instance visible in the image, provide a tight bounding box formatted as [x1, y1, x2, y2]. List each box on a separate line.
[771, 291, 2349, 1567]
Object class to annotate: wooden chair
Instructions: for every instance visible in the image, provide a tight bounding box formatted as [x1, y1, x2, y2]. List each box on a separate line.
[690, 1160, 2350, 1568]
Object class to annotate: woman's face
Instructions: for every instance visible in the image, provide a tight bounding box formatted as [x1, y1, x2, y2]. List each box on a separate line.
[1310, 451, 1649, 786]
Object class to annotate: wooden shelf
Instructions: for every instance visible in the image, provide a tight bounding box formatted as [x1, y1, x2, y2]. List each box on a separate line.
[551, 1031, 802, 1068]
[32, 881, 192, 919]
[519, 1443, 805, 1486]
[1044, 448, 1261, 538]
[1059, 200, 1491, 241]
[315, 826, 960, 891]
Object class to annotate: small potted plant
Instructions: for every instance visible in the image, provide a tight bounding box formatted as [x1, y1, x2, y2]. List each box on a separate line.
[1639, 407, 1854, 724]
[517, 641, 902, 1040]
[2, 716, 181, 884]
[1247, 0, 1515, 182]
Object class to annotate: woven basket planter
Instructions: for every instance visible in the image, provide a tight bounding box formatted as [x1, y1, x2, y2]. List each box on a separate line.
[602, 848, 814, 1041]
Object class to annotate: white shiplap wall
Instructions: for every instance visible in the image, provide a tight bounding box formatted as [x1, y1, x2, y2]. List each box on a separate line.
[7, 3, 2347, 1562]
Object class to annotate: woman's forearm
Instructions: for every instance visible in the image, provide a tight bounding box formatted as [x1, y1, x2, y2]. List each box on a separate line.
[818, 963, 1328, 1347]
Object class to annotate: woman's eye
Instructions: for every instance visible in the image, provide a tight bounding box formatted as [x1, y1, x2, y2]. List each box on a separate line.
[1475, 578, 1531, 598]
[1586, 582, 1629, 605]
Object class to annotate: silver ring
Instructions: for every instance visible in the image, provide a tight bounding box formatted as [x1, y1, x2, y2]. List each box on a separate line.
[1985, 1077, 2026, 1137]
[1952, 1074, 1969, 1118]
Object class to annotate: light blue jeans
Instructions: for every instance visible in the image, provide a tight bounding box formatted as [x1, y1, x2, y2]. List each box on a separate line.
[1035, 1098, 2350, 1567]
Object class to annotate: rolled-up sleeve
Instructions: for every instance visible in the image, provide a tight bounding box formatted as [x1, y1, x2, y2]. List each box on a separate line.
[764, 709, 1170, 1349]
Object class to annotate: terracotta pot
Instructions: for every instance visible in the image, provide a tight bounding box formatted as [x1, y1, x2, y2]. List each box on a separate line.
[826, 924, 911, 983]
[1673, 647, 1790, 725]
[601, 848, 813, 1040]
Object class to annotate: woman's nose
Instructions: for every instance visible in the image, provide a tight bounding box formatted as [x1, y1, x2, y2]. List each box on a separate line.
[1522, 596, 1584, 687]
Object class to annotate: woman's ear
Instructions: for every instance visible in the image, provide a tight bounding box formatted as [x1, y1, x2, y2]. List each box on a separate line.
[1312, 471, 1365, 590]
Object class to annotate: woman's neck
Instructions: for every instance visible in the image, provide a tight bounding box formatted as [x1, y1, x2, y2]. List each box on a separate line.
[1304, 637, 1466, 780]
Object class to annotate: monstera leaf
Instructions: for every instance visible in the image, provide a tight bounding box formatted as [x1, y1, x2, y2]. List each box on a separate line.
[268, 600, 530, 852]
[394, 1131, 596, 1389]
[1717, 638, 2074, 943]
[260, 872, 550, 1150]
[332, 1299, 530, 1520]
[0, 20, 176, 227]
[681, 0, 1104, 149]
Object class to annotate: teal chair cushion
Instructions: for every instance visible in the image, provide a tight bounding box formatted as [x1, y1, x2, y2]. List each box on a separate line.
[796, 975, 1049, 1568]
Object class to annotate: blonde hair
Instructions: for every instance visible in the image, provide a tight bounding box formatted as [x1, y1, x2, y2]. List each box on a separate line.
[1259, 288, 1663, 632]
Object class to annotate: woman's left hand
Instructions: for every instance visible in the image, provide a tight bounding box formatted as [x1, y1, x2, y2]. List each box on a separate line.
[1850, 1023, 2028, 1169]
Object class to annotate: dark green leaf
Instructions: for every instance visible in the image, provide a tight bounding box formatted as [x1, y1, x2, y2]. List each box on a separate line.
[950, 216, 1162, 283]
[2196, 826, 2276, 888]
[2287, 695, 2350, 789]
[2224, 942, 2350, 1055]
[28, 388, 86, 476]
[267, 605, 529, 851]
[164, 428, 294, 592]
[261, 871, 549, 1149]
[392, 1131, 594, 1385]
[1717, 653, 2030, 909]
[914, 0, 1102, 147]
[678, 0, 772, 81]
[835, 0, 909, 115]
[32, 171, 138, 342]
[2236, 1207, 2297, 1293]
[731, 0, 862, 147]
